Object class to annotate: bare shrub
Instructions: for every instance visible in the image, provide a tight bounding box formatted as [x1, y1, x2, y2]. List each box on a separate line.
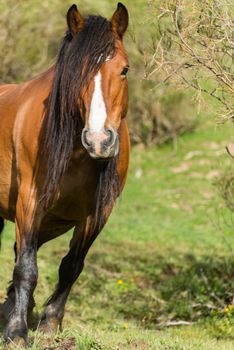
[216, 169, 234, 212]
[145, 0, 234, 122]
[128, 79, 195, 145]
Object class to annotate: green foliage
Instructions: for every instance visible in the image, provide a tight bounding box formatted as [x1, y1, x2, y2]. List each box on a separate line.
[207, 316, 234, 340]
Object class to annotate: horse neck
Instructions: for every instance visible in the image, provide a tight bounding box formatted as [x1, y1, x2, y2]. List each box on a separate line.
[31, 66, 56, 89]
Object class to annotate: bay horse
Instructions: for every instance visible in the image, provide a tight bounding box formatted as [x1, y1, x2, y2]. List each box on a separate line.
[0, 3, 130, 346]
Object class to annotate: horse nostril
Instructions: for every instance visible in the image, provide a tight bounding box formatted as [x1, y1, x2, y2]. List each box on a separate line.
[81, 128, 90, 148]
[105, 128, 115, 146]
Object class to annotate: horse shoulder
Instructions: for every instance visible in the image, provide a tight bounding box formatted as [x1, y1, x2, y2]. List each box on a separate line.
[13, 72, 54, 166]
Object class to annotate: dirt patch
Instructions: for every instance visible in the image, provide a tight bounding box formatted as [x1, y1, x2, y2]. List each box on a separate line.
[34, 336, 76, 350]
[206, 170, 220, 179]
[53, 337, 76, 350]
[171, 162, 190, 174]
[117, 339, 149, 349]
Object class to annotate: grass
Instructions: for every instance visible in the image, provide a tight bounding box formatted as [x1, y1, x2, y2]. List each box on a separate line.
[1, 117, 234, 349]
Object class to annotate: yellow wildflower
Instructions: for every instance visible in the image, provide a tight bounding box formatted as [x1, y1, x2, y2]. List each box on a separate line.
[225, 304, 232, 313]
[117, 279, 123, 285]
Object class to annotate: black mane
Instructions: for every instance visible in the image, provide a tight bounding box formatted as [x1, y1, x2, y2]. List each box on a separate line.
[39, 15, 117, 208]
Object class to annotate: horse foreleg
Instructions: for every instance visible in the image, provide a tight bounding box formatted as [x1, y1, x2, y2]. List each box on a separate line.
[3, 193, 39, 346]
[3, 243, 36, 325]
[39, 221, 99, 335]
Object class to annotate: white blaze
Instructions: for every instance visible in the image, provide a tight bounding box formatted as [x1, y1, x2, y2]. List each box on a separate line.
[89, 71, 107, 132]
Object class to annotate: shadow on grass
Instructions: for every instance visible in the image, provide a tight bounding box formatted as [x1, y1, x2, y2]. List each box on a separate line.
[0, 238, 234, 345]
[75, 239, 234, 328]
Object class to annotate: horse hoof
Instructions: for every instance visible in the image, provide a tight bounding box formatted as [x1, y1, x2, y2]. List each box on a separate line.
[38, 318, 60, 335]
[4, 336, 27, 348]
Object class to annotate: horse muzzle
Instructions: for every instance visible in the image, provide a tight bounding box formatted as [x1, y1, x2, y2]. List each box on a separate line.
[81, 127, 119, 159]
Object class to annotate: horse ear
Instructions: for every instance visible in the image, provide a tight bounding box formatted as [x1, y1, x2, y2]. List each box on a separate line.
[111, 3, 129, 39]
[67, 4, 84, 37]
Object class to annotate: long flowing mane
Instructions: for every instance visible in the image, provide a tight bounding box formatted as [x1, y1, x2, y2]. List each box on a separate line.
[38, 15, 117, 208]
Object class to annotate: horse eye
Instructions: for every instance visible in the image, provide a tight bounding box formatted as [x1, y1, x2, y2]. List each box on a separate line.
[121, 67, 129, 77]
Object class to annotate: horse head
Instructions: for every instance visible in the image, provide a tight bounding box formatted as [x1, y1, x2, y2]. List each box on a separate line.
[67, 3, 129, 160]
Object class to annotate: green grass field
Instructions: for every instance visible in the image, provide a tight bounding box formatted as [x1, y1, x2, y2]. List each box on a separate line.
[1, 116, 234, 349]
